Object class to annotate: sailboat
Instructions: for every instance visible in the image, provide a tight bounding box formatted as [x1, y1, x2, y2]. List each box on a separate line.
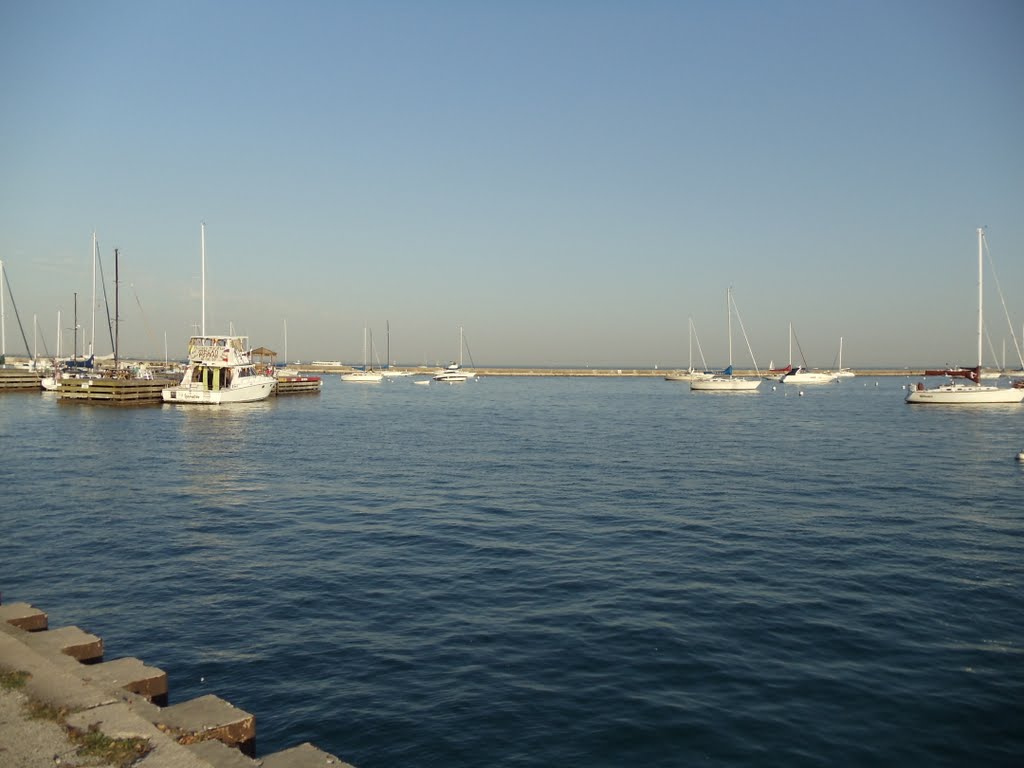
[433, 326, 477, 382]
[906, 228, 1024, 404]
[836, 336, 855, 378]
[341, 325, 383, 382]
[690, 288, 762, 392]
[664, 317, 714, 381]
[780, 322, 838, 384]
[162, 224, 277, 404]
[381, 320, 413, 377]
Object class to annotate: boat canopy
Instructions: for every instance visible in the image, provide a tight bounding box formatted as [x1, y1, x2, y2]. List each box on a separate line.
[65, 355, 95, 369]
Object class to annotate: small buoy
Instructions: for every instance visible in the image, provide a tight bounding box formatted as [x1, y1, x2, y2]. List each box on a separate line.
[874, 381, 879, 386]
[798, 390, 804, 397]
[1016, 452, 1024, 462]
[200, 676, 205, 683]
[771, 385, 776, 391]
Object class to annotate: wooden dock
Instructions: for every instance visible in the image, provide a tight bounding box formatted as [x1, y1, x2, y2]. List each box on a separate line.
[274, 375, 323, 395]
[56, 378, 174, 404]
[0, 369, 42, 390]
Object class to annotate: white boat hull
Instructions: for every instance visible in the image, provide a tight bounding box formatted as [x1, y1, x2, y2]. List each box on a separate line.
[782, 371, 838, 384]
[906, 383, 1024, 404]
[162, 377, 276, 404]
[341, 371, 383, 383]
[665, 370, 714, 382]
[690, 377, 761, 392]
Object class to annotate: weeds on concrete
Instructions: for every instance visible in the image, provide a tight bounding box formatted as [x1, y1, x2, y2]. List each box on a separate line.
[1, 666, 151, 767]
[0, 669, 31, 690]
[73, 724, 151, 767]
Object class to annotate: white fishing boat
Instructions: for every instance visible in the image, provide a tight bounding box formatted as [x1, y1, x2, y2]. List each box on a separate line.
[906, 228, 1024, 405]
[690, 288, 762, 392]
[161, 224, 276, 404]
[162, 335, 276, 403]
[664, 317, 714, 381]
[341, 325, 383, 383]
[433, 326, 477, 383]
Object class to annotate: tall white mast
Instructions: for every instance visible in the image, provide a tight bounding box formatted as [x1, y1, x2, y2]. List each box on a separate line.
[459, 325, 464, 367]
[0, 260, 5, 359]
[90, 232, 97, 357]
[201, 222, 206, 336]
[727, 288, 733, 368]
[977, 228, 984, 370]
[56, 309, 61, 358]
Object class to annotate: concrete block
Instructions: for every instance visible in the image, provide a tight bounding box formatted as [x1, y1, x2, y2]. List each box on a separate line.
[65, 701, 211, 768]
[187, 739, 260, 767]
[0, 602, 49, 631]
[262, 742, 356, 768]
[154, 693, 256, 755]
[78, 656, 169, 705]
[24, 625, 104, 663]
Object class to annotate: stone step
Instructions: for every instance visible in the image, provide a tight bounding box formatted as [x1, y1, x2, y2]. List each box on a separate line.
[23, 624, 104, 663]
[0, 601, 49, 631]
[76, 655, 169, 705]
[154, 693, 256, 756]
[187, 739, 260, 767]
[262, 742, 358, 767]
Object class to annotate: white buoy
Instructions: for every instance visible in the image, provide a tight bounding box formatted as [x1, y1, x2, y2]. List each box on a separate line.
[1016, 451, 1024, 462]
[799, 390, 804, 397]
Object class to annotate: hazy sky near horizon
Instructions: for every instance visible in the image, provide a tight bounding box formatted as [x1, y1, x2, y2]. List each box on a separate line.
[2, 0, 1023, 368]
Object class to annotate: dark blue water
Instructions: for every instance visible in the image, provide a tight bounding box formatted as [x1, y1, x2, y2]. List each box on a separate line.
[2, 376, 1022, 766]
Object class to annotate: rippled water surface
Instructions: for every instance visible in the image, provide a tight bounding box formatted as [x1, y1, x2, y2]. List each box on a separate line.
[2, 376, 1022, 766]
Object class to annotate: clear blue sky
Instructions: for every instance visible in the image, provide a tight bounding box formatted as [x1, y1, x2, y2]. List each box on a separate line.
[2, 0, 1022, 368]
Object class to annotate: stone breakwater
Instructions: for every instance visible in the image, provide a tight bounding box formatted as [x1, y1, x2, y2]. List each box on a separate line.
[298, 366, 922, 377]
[0, 599, 354, 767]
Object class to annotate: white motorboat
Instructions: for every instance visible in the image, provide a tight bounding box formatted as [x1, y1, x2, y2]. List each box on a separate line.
[161, 224, 276, 405]
[778, 323, 837, 384]
[162, 335, 276, 404]
[782, 366, 838, 385]
[433, 326, 477, 382]
[906, 228, 1024, 405]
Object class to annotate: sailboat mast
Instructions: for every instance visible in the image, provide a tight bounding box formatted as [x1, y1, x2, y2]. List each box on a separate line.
[0, 260, 5, 359]
[114, 248, 120, 368]
[459, 325, 464, 367]
[977, 227, 984, 370]
[688, 317, 693, 371]
[201, 222, 206, 337]
[727, 288, 733, 367]
[73, 292, 78, 360]
[90, 232, 97, 357]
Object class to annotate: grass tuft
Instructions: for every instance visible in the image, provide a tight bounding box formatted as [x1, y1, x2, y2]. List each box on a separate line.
[0, 669, 31, 691]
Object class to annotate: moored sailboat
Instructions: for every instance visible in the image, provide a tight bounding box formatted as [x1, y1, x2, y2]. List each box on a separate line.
[664, 317, 714, 381]
[690, 288, 762, 392]
[906, 228, 1024, 405]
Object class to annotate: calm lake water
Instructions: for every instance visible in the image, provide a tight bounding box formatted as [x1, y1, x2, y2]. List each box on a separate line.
[1, 375, 1022, 766]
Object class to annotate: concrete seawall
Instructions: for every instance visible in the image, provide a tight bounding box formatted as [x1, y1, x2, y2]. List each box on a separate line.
[0, 599, 354, 767]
